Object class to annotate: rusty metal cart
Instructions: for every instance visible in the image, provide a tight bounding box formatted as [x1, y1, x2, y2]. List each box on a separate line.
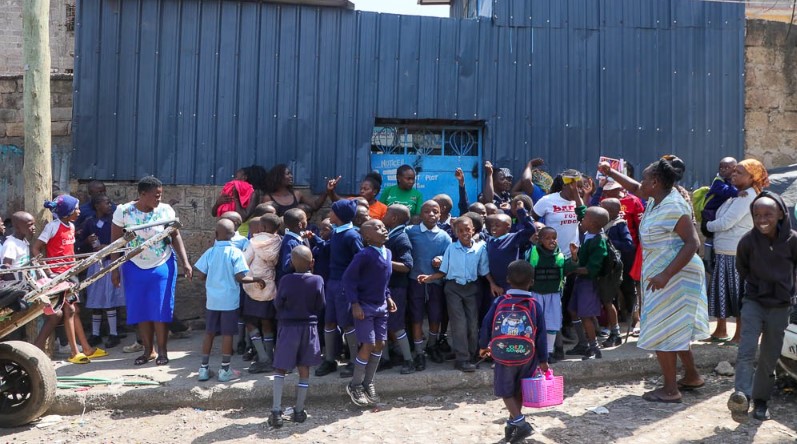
[0, 219, 181, 427]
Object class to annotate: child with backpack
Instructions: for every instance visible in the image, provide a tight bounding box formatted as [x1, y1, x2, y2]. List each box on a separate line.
[528, 226, 577, 363]
[567, 206, 614, 360]
[478, 260, 548, 444]
[694, 157, 738, 266]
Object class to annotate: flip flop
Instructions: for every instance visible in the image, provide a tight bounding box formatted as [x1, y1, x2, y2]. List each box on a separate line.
[677, 381, 705, 391]
[705, 336, 731, 343]
[86, 348, 108, 359]
[642, 390, 682, 404]
[68, 353, 90, 364]
[155, 355, 170, 366]
[134, 354, 156, 366]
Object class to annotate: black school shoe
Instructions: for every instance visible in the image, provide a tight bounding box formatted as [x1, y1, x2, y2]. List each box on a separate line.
[752, 400, 771, 421]
[242, 346, 257, 362]
[105, 335, 121, 349]
[339, 362, 354, 378]
[504, 423, 516, 442]
[454, 360, 477, 372]
[314, 360, 338, 377]
[602, 333, 622, 348]
[437, 335, 452, 353]
[400, 360, 416, 374]
[426, 344, 444, 364]
[582, 346, 602, 360]
[267, 410, 283, 428]
[510, 421, 534, 443]
[88, 335, 103, 347]
[291, 409, 308, 423]
[414, 354, 427, 371]
[565, 343, 588, 356]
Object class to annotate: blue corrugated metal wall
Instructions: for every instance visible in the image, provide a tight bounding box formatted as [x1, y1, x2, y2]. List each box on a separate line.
[73, 0, 744, 192]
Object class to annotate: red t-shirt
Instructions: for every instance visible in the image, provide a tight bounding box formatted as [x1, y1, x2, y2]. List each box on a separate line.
[619, 193, 645, 246]
[38, 220, 76, 274]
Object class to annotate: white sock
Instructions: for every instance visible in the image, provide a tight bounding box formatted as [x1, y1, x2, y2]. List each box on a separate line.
[107, 310, 118, 336]
[92, 314, 102, 336]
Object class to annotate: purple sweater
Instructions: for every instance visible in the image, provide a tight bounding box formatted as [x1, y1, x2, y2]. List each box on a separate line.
[342, 246, 393, 308]
[329, 227, 364, 280]
[275, 272, 326, 325]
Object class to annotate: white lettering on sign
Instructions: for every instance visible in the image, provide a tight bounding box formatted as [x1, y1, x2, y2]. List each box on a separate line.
[386, 175, 397, 181]
[424, 174, 439, 181]
[377, 159, 403, 168]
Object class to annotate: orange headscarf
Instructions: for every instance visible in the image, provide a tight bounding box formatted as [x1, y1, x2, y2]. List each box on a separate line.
[738, 159, 770, 193]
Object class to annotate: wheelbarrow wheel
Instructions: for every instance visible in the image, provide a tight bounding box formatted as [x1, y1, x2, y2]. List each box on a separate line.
[0, 341, 57, 428]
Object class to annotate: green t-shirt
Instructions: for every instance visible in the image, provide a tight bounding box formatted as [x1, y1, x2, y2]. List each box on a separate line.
[379, 185, 423, 215]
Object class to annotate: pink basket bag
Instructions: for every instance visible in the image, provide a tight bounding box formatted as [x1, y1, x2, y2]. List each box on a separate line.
[521, 368, 564, 408]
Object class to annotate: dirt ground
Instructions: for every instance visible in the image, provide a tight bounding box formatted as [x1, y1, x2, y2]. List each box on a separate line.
[4, 374, 796, 444]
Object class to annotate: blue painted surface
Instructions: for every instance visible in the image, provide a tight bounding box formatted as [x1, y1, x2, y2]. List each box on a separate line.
[73, 0, 745, 197]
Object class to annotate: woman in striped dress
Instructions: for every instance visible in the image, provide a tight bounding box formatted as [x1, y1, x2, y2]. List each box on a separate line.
[598, 156, 710, 403]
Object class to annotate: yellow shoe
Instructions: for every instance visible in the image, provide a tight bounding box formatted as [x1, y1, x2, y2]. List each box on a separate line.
[68, 353, 90, 364]
[87, 348, 108, 359]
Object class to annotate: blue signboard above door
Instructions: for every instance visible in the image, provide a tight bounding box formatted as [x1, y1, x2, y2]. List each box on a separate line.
[370, 124, 482, 216]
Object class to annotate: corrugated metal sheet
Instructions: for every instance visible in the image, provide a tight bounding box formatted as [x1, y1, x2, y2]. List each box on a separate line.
[73, 0, 744, 192]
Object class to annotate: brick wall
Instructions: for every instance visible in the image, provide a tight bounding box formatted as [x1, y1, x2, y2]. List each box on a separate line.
[0, 0, 75, 75]
[0, 74, 73, 219]
[744, 20, 797, 168]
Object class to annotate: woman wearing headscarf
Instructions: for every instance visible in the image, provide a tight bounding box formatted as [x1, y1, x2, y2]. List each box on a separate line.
[705, 159, 769, 345]
[598, 155, 710, 403]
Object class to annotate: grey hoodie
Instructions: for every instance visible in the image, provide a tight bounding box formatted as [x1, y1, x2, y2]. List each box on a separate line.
[736, 190, 797, 308]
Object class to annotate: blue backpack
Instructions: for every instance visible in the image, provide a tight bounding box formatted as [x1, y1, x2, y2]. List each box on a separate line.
[488, 295, 538, 366]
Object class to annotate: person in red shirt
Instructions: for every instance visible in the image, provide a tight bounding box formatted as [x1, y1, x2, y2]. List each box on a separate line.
[33, 194, 107, 364]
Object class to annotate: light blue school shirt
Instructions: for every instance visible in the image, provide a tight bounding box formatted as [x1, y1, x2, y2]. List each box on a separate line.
[194, 240, 250, 311]
[439, 239, 490, 285]
[231, 233, 250, 251]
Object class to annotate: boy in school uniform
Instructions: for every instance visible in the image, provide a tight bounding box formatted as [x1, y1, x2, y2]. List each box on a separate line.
[419, 217, 502, 372]
[220, 211, 253, 356]
[434, 193, 455, 238]
[382, 204, 416, 374]
[268, 246, 325, 427]
[342, 219, 397, 406]
[528, 226, 577, 364]
[242, 215, 282, 373]
[277, 208, 308, 281]
[194, 219, 265, 382]
[567, 207, 611, 360]
[479, 260, 548, 444]
[220, 211, 251, 252]
[485, 200, 537, 292]
[728, 192, 797, 421]
[316, 200, 364, 377]
[406, 200, 452, 368]
[599, 198, 634, 347]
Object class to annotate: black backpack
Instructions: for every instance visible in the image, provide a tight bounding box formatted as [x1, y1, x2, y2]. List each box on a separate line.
[597, 234, 623, 301]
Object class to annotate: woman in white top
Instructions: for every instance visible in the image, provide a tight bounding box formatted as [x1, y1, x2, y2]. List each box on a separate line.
[110, 176, 192, 366]
[706, 159, 769, 344]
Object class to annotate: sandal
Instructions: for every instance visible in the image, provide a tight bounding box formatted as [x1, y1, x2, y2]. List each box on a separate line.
[703, 336, 731, 343]
[155, 355, 170, 366]
[642, 390, 682, 404]
[86, 348, 108, 359]
[677, 380, 705, 391]
[68, 353, 90, 364]
[134, 354, 156, 366]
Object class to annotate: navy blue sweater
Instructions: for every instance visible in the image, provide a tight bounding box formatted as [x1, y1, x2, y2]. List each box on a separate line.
[478, 290, 548, 364]
[310, 235, 330, 282]
[485, 208, 537, 291]
[329, 227, 364, 281]
[275, 272, 326, 325]
[386, 226, 413, 288]
[342, 247, 393, 307]
[277, 231, 305, 282]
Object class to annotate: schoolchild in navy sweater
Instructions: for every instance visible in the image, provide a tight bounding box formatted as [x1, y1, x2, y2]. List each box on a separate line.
[406, 200, 452, 368]
[383, 204, 415, 374]
[342, 219, 397, 407]
[485, 201, 537, 291]
[316, 200, 363, 378]
[268, 246, 325, 428]
[277, 208, 308, 281]
[310, 218, 333, 283]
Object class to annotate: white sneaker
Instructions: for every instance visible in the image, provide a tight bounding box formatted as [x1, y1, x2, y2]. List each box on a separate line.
[123, 341, 144, 353]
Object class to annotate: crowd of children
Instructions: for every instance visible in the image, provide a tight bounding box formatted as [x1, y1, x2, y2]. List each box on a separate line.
[2, 153, 794, 441]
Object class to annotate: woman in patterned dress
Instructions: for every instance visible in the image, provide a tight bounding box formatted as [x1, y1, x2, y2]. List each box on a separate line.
[110, 176, 193, 366]
[598, 156, 710, 403]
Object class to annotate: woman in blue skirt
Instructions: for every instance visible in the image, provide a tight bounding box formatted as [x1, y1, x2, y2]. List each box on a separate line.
[110, 176, 192, 366]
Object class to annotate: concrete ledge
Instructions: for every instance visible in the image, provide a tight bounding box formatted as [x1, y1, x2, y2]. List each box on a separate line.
[48, 338, 737, 415]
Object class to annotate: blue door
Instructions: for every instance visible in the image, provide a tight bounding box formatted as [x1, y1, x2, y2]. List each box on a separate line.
[370, 125, 482, 216]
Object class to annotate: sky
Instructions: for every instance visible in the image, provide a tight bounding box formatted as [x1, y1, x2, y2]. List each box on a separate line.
[351, 0, 450, 17]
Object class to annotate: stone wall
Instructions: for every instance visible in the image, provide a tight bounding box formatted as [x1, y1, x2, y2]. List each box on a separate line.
[0, 0, 75, 75]
[744, 19, 797, 167]
[0, 74, 74, 218]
